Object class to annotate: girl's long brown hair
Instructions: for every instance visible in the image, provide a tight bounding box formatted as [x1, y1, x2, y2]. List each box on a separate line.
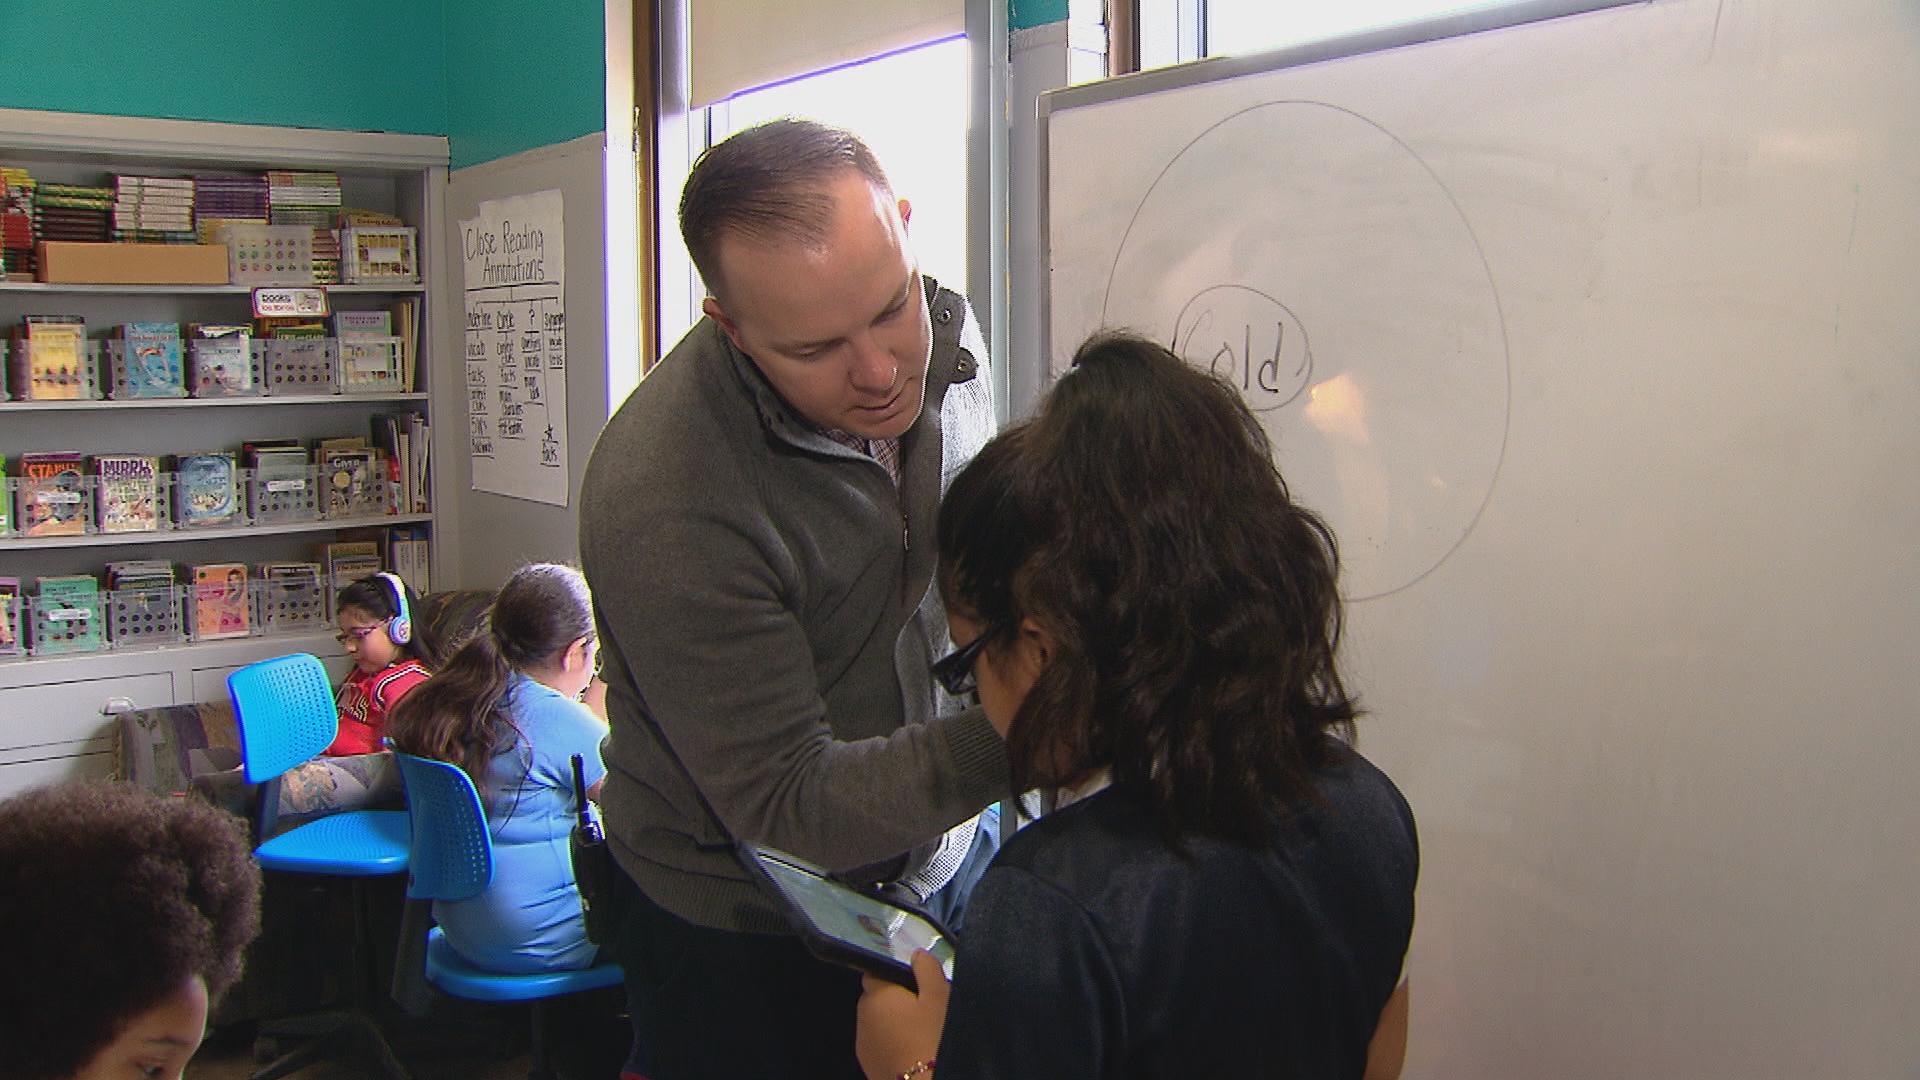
[387, 563, 594, 800]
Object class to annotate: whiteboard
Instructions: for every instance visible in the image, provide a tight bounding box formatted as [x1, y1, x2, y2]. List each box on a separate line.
[1042, 1, 1920, 1076]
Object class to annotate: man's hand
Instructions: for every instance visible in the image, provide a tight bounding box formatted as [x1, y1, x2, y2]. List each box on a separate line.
[855, 949, 949, 1079]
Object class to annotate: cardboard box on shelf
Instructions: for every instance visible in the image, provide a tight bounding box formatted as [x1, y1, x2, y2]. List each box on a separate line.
[36, 241, 230, 285]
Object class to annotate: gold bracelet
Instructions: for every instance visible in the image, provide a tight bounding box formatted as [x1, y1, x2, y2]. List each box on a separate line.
[898, 1059, 936, 1080]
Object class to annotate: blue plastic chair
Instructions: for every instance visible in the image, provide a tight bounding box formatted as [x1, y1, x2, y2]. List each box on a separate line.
[391, 751, 624, 1079]
[229, 653, 412, 1080]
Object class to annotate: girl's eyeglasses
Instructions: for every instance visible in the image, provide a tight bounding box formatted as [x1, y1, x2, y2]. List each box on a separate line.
[334, 624, 381, 646]
[931, 628, 999, 697]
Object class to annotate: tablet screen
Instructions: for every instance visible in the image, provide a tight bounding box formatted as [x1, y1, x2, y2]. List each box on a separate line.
[755, 851, 957, 980]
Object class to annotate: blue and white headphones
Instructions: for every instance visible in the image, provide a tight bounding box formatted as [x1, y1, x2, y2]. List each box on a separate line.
[375, 571, 413, 645]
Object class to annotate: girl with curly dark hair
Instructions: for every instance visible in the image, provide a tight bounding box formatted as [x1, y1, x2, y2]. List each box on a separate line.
[1, 781, 261, 1080]
[858, 332, 1419, 1079]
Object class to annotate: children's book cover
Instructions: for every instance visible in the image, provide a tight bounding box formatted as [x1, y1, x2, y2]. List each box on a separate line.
[192, 563, 251, 639]
[188, 324, 255, 396]
[19, 451, 87, 536]
[320, 446, 378, 517]
[116, 321, 185, 398]
[34, 573, 104, 652]
[93, 453, 161, 533]
[174, 452, 238, 527]
[14, 316, 87, 400]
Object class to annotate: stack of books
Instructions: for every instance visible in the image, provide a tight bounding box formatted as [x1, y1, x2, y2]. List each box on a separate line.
[34, 183, 112, 243]
[322, 540, 382, 618]
[386, 525, 432, 595]
[257, 560, 324, 631]
[370, 411, 430, 513]
[267, 171, 342, 283]
[111, 175, 197, 243]
[245, 440, 312, 520]
[106, 559, 176, 595]
[192, 174, 269, 245]
[1, 167, 34, 278]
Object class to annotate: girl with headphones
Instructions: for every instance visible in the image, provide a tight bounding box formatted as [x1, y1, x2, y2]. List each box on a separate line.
[326, 571, 432, 756]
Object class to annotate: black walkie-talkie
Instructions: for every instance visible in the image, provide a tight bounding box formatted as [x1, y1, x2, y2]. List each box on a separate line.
[568, 753, 616, 942]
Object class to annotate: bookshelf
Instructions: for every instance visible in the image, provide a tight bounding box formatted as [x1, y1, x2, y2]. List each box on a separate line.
[0, 109, 449, 796]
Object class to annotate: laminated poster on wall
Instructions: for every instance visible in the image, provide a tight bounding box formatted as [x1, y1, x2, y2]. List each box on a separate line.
[460, 188, 567, 507]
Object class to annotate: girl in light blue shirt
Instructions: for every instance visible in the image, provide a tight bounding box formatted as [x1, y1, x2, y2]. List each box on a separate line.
[388, 562, 607, 973]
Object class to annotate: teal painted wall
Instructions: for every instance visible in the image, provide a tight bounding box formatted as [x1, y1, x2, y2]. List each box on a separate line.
[1010, 0, 1070, 31]
[0, 1, 611, 169]
[443, 0, 606, 169]
[0, 0, 449, 136]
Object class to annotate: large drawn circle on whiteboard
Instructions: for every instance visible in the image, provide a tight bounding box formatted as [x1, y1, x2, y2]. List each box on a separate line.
[1102, 100, 1509, 601]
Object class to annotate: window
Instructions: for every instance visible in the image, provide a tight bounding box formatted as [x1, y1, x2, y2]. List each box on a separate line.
[705, 36, 973, 297]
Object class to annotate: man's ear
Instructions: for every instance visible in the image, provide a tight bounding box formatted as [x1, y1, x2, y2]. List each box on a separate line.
[898, 197, 913, 229]
[703, 296, 748, 353]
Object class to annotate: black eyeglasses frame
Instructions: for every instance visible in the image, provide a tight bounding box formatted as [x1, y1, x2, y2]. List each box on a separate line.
[931, 626, 1001, 697]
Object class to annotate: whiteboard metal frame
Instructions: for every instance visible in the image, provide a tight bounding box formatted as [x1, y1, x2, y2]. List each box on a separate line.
[1035, 0, 1638, 368]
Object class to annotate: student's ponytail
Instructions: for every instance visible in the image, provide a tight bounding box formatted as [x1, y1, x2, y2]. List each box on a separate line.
[386, 631, 516, 791]
[385, 563, 595, 796]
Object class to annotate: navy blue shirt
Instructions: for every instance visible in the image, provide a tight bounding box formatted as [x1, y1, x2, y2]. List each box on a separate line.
[937, 745, 1417, 1078]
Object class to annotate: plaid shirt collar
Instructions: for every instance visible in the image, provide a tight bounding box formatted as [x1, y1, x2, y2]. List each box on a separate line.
[820, 428, 901, 487]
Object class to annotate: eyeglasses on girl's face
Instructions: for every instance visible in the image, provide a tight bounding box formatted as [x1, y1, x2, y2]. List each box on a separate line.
[335, 623, 382, 647]
[931, 626, 999, 697]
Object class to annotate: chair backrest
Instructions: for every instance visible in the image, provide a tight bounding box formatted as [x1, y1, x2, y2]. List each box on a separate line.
[393, 752, 494, 902]
[229, 653, 338, 784]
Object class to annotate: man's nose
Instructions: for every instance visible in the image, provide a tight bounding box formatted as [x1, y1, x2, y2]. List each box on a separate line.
[847, 334, 897, 394]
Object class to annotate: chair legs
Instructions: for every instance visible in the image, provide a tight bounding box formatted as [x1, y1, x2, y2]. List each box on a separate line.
[249, 876, 411, 1080]
[527, 998, 556, 1080]
[248, 1009, 408, 1080]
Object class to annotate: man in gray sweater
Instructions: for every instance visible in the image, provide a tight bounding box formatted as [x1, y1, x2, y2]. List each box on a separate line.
[579, 119, 1009, 1078]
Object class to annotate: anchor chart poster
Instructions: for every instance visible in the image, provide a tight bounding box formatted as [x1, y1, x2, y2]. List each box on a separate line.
[462, 188, 568, 506]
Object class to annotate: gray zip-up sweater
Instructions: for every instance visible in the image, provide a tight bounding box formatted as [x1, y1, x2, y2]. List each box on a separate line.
[579, 277, 1010, 934]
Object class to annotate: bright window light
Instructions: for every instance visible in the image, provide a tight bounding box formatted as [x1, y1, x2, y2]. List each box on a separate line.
[717, 36, 972, 292]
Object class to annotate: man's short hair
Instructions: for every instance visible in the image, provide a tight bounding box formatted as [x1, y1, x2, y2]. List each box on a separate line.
[679, 117, 895, 302]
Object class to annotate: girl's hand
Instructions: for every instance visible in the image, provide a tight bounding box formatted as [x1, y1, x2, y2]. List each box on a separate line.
[581, 676, 609, 720]
[855, 949, 949, 1079]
